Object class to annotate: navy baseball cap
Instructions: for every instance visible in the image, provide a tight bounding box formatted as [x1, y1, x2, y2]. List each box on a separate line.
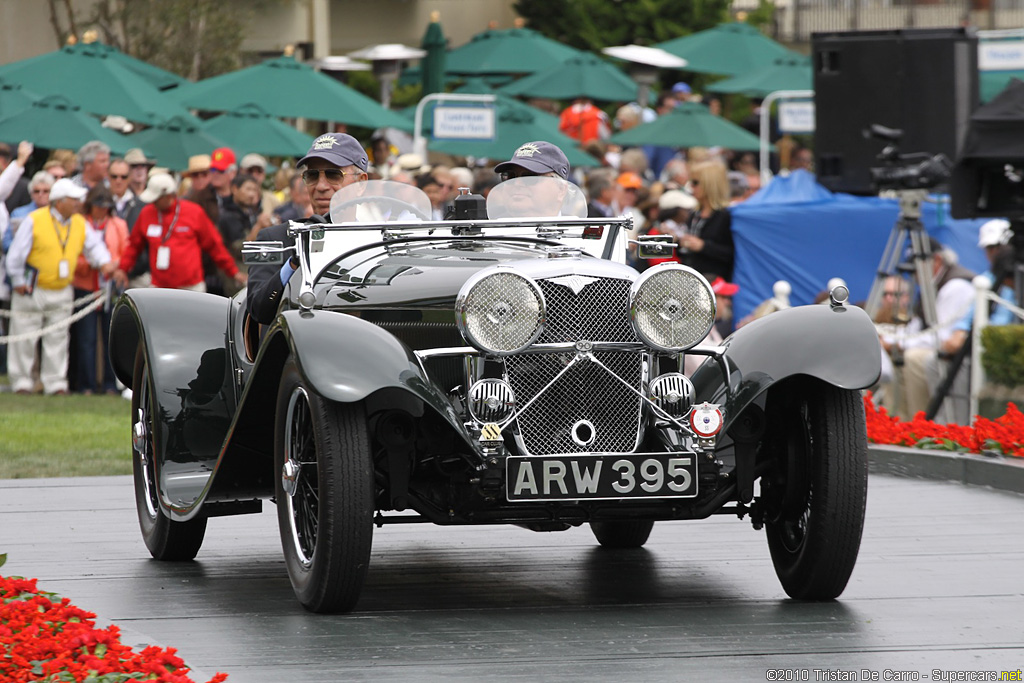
[494, 141, 570, 180]
[297, 133, 368, 172]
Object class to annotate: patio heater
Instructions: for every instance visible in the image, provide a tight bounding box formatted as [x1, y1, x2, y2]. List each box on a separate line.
[602, 44, 687, 108]
[349, 43, 427, 109]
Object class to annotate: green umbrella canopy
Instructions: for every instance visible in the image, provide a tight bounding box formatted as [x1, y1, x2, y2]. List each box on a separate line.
[445, 27, 584, 76]
[168, 54, 412, 130]
[0, 94, 133, 153]
[428, 102, 597, 167]
[499, 54, 638, 102]
[608, 101, 768, 152]
[656, 22, 794, 77]
[420, 13, 448, 97]
[202, 103, 314, 158]
[707, 54, 811, 98]
[403, 77, 560, 129]
[0, 76, 39, 120]
[0, 41, 199, 126]
[129, 115, 227, 171]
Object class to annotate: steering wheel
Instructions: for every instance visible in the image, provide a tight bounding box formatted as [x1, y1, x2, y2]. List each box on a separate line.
[330, 197, 431, 224]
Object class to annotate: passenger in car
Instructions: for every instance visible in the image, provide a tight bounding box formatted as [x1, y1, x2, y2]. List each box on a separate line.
[245, 133, 369, 325]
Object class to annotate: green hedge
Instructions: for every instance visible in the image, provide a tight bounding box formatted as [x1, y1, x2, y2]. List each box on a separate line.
[982, 325, 1024, 386]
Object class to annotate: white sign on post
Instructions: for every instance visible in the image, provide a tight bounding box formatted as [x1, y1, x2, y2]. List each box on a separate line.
[433, 106, 496, 141]
[778, 101, 815, 134]
[979, 40, 1024, 71]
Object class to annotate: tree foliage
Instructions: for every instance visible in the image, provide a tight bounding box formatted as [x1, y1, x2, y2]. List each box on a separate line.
[47, 0, 287, 81]
[512, 0, 734, 52]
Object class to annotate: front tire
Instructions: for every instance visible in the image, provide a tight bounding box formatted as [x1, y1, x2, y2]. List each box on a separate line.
[131, 348, 207, 560]
[590, 520, 654, 548]
[275, 359, 374, 613]
[763, 380, 868, 600]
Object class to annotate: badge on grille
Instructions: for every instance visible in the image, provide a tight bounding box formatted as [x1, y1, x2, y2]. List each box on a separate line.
[480, 423, 502, 442]
[547, 274, 600, 295]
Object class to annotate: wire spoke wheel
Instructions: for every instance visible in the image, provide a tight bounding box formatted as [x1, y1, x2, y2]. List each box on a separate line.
[275, 358, 374, 613]
[130, 347, 207, 561]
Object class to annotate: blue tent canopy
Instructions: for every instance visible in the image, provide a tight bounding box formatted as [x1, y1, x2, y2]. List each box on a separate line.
[730, 170, 991, 323]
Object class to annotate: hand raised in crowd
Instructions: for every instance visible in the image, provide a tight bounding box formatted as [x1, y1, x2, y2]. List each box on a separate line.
[233, 271, 248, 285]
[100, 261, 117, 278]
[16, 140, 33, 166]
[112, 268, 129, 289]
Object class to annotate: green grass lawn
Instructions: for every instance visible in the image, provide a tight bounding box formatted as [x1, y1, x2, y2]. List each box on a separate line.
[0, 387, 132, 479]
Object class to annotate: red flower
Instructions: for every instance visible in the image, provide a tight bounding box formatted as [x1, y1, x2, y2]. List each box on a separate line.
[0, 574, 229, 682]
[863, 392, 1024, 457]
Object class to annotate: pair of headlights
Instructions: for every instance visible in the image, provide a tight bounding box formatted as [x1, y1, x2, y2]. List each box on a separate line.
[455, 264, 717, 355]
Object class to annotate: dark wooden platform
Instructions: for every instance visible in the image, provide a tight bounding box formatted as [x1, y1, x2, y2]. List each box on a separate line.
[2, 474, 1022, 682]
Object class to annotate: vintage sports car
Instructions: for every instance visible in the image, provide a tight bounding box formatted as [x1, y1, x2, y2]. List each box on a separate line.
[110, 178, 882, 613]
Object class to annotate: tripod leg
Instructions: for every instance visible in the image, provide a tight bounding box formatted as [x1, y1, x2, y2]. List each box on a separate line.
[925, 334, 971, 422]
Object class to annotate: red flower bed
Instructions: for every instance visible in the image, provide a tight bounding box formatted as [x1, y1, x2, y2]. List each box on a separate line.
[864, 392, 1024, 457]
[0, 559, 228, 683]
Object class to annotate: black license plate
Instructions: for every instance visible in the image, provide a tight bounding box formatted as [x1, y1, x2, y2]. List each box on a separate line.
[506, 453, 698, 502]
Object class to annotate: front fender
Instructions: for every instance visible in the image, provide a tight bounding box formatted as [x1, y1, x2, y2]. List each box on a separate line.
[690, 304, 881, 431]
[220, 309, 472, 484]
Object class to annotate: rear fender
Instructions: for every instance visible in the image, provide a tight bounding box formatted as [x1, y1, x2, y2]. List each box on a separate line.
[690, 304, 881, 433]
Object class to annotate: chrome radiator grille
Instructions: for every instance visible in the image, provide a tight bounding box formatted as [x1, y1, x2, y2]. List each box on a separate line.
[504, 276, 643, 455]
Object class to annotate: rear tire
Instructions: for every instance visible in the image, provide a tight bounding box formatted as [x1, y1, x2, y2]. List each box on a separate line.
[590, 520, 654, 548]
[275, 359, 374, 613]
[131, 348, 207, 561]
[764, 380, 868, 600]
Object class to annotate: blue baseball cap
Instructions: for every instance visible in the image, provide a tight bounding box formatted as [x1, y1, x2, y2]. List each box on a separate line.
[297, 133, 368, 172]
[493, 141, 570, 180]
[672, 82, 691, 95]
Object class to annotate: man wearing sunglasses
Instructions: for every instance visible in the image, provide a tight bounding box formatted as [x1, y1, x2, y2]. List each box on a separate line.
[246, 133, 368, 324]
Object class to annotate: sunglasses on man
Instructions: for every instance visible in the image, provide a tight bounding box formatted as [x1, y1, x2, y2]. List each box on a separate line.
[302, 169, 349, 185]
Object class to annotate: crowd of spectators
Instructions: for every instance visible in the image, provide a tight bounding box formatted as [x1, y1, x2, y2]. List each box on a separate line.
[0, 84, 1002, 419]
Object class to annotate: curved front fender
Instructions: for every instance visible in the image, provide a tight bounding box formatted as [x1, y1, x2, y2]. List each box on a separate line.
[690, 304, 881, 431]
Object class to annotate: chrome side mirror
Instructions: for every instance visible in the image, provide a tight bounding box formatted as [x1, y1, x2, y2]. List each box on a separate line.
[241, 241, 290, 265]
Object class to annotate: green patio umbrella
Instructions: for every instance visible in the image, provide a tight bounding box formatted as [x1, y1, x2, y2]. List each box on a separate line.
[656, 22, 794, 77]
[445, 27, 584, 76]
[420, 12, 448, 96]
[428, 102, 597, 167]
[499, 54, 637, 102]
[707, 54, 812, 98]
[202, 103, 314, 158]
[0, 94, 133, 153]
[608, 101, 768, 152]
[128, 115, 227, 171]
[0, 76, 39, 120]
[168, 54, 412, 130]
[404, 77, 561, 129]
[0, 40, 199, 126]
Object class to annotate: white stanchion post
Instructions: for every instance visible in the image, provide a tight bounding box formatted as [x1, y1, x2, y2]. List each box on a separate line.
[969, 275, 991, 425]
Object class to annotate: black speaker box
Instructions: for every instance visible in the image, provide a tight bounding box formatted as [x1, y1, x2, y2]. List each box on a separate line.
[812, 27, 979, 195]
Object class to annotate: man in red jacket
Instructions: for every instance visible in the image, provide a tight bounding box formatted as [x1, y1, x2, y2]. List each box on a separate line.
[112, 173, 245, 292]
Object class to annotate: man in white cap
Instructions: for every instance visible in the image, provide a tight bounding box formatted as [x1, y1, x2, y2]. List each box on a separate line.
[246, 132, 369, 324]
[239, 152, 280, 215]
[5, 178, 116, 395]
[112, 173, 244, 292]
[977, 218, 1010, 264]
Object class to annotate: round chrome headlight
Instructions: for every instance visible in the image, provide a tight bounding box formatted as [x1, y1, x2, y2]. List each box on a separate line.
[456, 269, 545, 355]
[629, 264, 716, 352]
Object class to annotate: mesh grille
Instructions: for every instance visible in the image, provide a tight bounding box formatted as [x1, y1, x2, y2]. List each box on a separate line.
[505, 276, 642, 455]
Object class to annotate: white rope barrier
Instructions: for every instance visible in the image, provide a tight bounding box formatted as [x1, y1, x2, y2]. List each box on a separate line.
[0, 290, 107, 344]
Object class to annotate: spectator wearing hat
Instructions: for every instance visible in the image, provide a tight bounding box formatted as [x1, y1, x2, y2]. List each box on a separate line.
[209, 147, 237, 217]
[671, 82, 692, 102]
[123, 148, 155, 198]
[218, 173, 273, 296]
[978, 218, 1011, 263]
[640, 189, 698, 268]
[113, 173, 245, 294]
[6, 178, 116, 395]
[240, 153, 280, 216]
[70, 185, 129, 394]
[247, 132, 369, 324]
[183, 154, 219, 224]
[71, 141, 111, 191]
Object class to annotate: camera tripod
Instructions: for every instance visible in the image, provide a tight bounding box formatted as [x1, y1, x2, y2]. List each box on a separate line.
[865, 188, 939, 328]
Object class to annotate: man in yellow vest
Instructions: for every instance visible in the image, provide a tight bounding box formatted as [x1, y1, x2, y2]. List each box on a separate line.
[5, 179, 116, 395]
